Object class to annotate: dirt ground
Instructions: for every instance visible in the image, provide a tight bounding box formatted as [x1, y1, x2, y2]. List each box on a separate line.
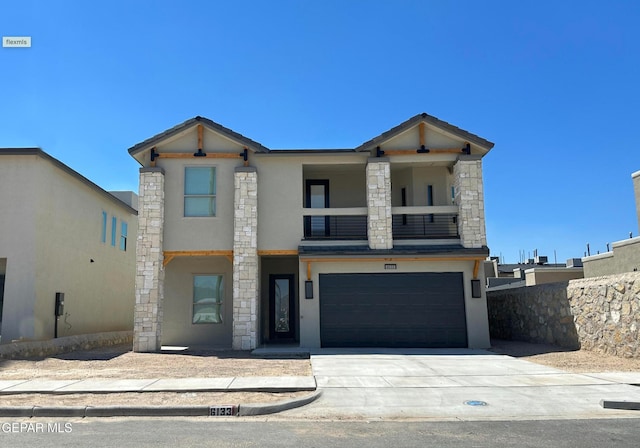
[0, 345, 313, 407]
[0, 345, 312, 380]
[0, 341, 638, 407]
[489, 339, 640, 373]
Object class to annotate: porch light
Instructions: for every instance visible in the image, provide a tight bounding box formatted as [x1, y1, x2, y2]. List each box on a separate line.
[305, 280, 314, 299]
[471, 279, 482, 298]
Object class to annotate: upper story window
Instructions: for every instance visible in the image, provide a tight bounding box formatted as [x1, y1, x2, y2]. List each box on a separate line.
[111, 216, 117, 246]
[101, 211, 107, 243]
[120, 221, 128, 251]
[184, 167, 216, 217]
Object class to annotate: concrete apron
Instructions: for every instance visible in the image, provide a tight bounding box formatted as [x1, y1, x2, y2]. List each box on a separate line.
[279, 349, 640, 421]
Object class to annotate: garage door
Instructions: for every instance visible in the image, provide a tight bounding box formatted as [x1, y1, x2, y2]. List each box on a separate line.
[319, 272, 467, 348]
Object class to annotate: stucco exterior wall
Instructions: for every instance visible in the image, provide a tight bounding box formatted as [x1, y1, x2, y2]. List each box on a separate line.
[159, 158, 237, 251]
[0, 153, 136, 343]
[298, 259, 490, 349]
[524, 268, 584, 286]
[34, 159, 136, 339]
[582, 238, 640, 277]
[487, 272, 640, 358]
[0, 155, 38, 342]
[162, 256, 233, 347]
[303, 166, 366, 208]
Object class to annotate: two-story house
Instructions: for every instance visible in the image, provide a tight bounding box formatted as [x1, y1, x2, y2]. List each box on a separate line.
[0, 148, 137, 343]
[128, 113, 494, 351]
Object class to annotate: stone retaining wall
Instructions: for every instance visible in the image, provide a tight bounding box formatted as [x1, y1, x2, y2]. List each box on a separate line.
[487, 272, 640, 358]
[0, 331, 133, 360]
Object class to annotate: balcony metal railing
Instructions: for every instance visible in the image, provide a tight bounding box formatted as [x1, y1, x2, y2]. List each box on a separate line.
[303, 215, 368, 240]
[392, 213, 459, 239]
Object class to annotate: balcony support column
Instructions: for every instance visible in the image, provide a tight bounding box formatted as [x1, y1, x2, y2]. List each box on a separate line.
[366, 157, 393, 249]
[454, 155, 487, 248]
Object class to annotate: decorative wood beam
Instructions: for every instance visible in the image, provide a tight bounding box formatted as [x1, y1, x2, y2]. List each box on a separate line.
[298, 256, 485, 263]
[473, 259, 480, 279]
[163, 250, 234, 266]
[419, 122, 425, 147]
[257, 249, 299, 256]
[383, 148, 465, 155]
[197, 124, 203, 151]
[307, 261, 311, 281]
[154, 152, 241, 159]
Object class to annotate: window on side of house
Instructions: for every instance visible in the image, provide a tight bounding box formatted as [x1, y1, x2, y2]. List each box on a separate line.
[192, 275, 223, 324]
[101, 211, 107, 243]
[120, 221, 128, 251]
[111, 216, 117, 246]
[184, 167, 216, 217]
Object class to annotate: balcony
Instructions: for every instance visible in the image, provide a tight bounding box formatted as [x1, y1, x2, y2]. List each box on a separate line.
[303, 207, 367, 240]
[392, 206, 459, 240]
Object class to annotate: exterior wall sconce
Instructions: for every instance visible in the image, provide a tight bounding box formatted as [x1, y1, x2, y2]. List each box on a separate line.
[305, 280, 313, 299]
[471, 279, 482, 298]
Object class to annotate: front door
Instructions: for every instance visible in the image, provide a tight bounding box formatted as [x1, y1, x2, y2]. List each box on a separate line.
[269, 274, 295, 340]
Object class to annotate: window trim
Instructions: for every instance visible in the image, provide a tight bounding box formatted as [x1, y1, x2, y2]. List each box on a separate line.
[184, 166, 217, 217]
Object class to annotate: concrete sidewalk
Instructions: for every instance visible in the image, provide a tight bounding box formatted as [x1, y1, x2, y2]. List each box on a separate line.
[0, 376, 320, 417]
[0, 376, 316, 394]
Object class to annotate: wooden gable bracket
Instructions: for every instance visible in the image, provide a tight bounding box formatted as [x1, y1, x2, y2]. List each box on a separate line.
[473, 259, 480, 279]
[193, 124, 206, 157]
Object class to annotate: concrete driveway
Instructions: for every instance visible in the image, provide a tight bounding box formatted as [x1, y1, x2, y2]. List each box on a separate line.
[280, 348, 640, 420]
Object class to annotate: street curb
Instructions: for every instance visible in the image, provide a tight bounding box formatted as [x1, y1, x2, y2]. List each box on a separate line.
[600, 400, 640, 411]
[0, 391, 322, 418]
[238, 390, 322, 416]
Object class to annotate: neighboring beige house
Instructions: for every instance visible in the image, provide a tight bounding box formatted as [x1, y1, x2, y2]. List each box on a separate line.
[484, 257, 584, 290]
[0, 148, 138, 343]
[582, 170, 640, 277]
[128, 113, 494, 351]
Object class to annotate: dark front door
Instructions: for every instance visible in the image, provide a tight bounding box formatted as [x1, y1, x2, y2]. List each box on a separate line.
[269, 274, 295, 340]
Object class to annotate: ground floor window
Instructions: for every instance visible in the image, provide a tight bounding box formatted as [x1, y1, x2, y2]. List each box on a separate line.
[192, 275, 223, 324]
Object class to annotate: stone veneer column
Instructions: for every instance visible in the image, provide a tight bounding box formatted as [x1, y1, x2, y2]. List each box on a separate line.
[366, 157, 393, 250]
[133, 167, 165, 352]
[453, 155, 487, 248]
[232, 167, 259, 350]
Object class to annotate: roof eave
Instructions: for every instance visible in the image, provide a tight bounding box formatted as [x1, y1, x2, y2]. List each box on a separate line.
[354, 113, 495, 153]
[127, 116, 271, 158]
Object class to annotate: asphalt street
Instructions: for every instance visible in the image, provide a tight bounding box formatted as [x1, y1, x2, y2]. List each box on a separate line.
[1, 419, 639, 448]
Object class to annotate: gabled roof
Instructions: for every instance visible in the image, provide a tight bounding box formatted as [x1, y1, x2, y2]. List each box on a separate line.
[0, 148, 138, 214]
[354, 112, 494, 152]
[127, 116, 270, 156]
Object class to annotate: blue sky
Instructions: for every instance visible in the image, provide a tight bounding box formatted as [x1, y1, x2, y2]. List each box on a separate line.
[2, 0, 639, 263]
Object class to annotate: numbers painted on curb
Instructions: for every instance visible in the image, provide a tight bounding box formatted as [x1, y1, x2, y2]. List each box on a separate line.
[209, 405, 237, 416]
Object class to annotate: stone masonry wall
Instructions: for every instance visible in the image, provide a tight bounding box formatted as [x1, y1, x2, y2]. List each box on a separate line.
[454, 156, 486, 248]
[366, 158, 393, 250]
[133, 168, 165, 352]
[232, 167, 259, 350]
[487, 272, 640, 358]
